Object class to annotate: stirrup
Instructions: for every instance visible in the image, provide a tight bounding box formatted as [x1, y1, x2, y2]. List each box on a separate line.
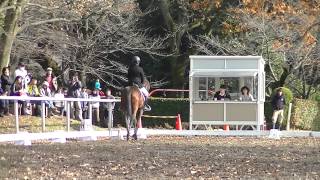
[144, 104, 151, 111]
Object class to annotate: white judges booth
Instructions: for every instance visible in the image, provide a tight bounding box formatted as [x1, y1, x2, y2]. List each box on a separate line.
[189, 56, 265, 130]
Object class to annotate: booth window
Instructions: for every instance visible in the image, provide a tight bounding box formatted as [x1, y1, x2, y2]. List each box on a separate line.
[193, 75, 258, 101]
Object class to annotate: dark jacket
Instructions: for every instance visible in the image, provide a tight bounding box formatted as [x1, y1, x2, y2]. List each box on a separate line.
[214, 91, 231, 100]
[272, 94, 286, 110]
[127, 64, 145, 88]
[1, 74, 13, 93]
[68, 80, 82, 98]
[10, 83, 23, 96]
[0, 80, 3, 95]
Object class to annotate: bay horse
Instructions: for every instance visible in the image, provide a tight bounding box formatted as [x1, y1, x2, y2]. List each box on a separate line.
[121, 80, 150, 140]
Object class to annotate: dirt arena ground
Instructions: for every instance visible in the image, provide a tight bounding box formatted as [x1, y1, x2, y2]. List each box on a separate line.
[0, 136, 320, 179]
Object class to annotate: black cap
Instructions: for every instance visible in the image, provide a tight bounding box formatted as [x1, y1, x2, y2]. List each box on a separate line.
[18, 62, 26, 66]
[220, 85, 226, 89]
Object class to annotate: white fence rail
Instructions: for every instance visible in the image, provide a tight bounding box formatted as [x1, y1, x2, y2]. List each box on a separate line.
[0, 96, 121, 134]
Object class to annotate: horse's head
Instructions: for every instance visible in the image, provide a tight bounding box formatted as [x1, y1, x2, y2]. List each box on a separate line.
[144, 78, 150, 91]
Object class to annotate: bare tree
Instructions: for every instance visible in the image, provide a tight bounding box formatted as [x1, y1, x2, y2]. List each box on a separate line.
[12, 0, 168, 89]
[191, 1, 320, 98]
[0, 0, 77, 69]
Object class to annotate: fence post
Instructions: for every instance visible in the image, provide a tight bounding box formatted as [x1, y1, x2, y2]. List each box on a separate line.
[14, 100, 19, 133]
[41, 101, 46, 132]
[108, 107, 112, 136]
[286, 103, 292, 131]
[67, 101, 71, 132]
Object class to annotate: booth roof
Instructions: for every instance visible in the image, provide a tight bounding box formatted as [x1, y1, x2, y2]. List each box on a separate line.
[190, 70, 258, 77]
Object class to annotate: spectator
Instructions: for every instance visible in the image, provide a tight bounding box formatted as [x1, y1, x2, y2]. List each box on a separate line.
[68, 73, 82, 120]
[213, 85, 231, 101]
[0, 79, 4, 117]
[0, 67, 13, 116]
[40, 81, 55, 117]
[44, 67, 57, 93]
[239, 86, 254, 101]
[90, 89, 100, 124]
[27, 79, 40, 115]
[95, 79, 101, 90]
[11, 76, 27, 115]
[271, 88, 286, 130]
[54, 87, 66, 116]
[101, 89, 115, 127]
[14, 62, 28, 90]
[27, 79, 40, 97]
[80, 87, 89, 119]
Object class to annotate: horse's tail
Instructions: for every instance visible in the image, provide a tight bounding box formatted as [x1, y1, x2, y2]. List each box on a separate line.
[126, 87, 132, 120]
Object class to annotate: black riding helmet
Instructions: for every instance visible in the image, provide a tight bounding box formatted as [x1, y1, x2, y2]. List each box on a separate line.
[132, 56, 141, 65]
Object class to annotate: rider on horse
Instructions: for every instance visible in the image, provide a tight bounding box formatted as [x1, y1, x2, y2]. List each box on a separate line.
[127, 56, 151, 111]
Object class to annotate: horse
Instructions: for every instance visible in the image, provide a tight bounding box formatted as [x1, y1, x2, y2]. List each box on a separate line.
[121, 80, 150, 140]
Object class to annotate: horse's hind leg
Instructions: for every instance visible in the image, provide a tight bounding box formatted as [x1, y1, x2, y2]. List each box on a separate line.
[125, 114, 130, 141]
[133, 109, 143, 140]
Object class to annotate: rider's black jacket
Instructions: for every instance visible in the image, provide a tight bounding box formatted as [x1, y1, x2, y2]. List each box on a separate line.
[127, 64, 145, 88]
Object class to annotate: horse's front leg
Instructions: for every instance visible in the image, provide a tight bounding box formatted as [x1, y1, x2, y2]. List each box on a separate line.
[125, 114, 130, 141]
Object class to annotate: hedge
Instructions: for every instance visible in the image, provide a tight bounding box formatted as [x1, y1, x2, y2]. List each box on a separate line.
[291, 99, 320, 130]
[143, 98, 189, 128]
[112, 98, 189, 129]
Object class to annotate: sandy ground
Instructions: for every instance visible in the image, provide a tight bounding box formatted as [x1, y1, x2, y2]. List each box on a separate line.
[0, 136, 320, 179]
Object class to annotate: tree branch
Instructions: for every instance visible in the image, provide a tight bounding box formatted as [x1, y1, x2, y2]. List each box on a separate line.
[0, 5, 15, 13]
[18, 18, 73, 33]
[26, 2, 59, 10]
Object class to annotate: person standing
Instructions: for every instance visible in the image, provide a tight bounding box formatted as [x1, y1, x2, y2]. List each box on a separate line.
[101, 89, 115, 127]
[11, 76, 28, 115]
[95, 79, 101, 90]
[14, 62, 28, 90]
[68, 73, 82, 120]
[44, 67, 57, 93]
[90, 89, 100, 124]
[1, 67, 13, 116]
[271, 88, 286, 130]
[40, 81, 55, 117]
[80, 87, 89, 119]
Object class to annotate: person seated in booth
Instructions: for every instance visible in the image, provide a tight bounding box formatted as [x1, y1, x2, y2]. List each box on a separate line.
[213, 85, 231, 101]
[239, 86, 254, 101]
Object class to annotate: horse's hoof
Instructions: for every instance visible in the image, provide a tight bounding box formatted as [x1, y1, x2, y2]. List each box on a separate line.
[132, 134, 138, 140]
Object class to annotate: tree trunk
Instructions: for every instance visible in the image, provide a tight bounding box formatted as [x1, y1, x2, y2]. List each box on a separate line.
[0, 0, 25, 69]
[158, 0, 188, 90]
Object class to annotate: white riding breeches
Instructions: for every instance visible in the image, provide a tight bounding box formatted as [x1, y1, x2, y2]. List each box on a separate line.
[140, 87, 149, 98]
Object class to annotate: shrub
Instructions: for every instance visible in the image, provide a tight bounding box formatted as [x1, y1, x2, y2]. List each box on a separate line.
[143, 98, 189, 128]
[291, 99, 320, 130]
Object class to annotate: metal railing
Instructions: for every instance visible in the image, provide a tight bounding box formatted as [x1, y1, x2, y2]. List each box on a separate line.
[149, 89, 189, 97]
[0, 96, 121, 135]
